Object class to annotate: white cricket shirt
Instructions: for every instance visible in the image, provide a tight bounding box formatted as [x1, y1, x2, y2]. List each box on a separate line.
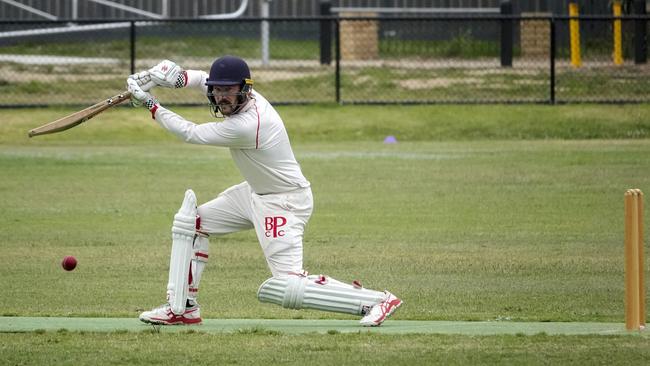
[153, 71, 310, 195]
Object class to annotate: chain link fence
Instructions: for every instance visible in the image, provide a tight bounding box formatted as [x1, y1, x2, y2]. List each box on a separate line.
[554, 17, 650, 103]
[339, 16, 549, 104]
[0, 15, 648, 107]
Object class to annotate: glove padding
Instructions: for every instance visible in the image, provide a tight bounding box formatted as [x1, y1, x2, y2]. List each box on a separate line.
[149, 59, 186, 88]
[127, 60, 186, 94]
[127, 77, 159, 113]
[128, 70, 156, 93]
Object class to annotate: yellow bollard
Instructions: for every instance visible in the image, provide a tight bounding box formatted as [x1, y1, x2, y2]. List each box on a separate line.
[569, 2, 582, 67]
[613, 1, 623, 65]
[625, 189, 646, 331]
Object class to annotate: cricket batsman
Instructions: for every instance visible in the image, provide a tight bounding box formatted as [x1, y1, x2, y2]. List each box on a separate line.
[126, 56, 402, 326]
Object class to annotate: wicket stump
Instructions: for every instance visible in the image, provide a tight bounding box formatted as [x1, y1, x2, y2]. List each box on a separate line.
[624, 189, 646, 331]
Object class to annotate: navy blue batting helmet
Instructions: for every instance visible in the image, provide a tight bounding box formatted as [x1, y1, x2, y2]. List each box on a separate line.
[206, 55, 252, 87]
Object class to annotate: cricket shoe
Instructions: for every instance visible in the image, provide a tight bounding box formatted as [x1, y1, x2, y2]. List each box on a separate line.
[139, 302, 202, 325]
[359, 291, 402, 327]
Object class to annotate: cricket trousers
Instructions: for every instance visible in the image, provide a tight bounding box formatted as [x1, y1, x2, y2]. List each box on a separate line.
[197, 182, 313, 277]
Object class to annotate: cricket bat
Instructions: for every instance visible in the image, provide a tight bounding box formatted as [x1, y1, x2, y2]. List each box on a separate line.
[28, 91, 131, 138]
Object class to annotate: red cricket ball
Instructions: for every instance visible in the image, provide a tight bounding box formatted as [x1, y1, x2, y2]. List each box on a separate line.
[61, 256, 77, 271]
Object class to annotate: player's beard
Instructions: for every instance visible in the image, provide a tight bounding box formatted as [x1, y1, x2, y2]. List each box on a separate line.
[218, 98, 236, 116]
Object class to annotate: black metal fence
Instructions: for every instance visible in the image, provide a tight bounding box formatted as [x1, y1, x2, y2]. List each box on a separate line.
[0, 15, 648, 107]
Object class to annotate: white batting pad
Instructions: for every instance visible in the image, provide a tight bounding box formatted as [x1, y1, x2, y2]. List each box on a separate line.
[257, 274, 386, 315]
[167, 189, 197, 315]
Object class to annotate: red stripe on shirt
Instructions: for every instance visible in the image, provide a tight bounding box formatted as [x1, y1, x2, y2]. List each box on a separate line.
[254, 104, 260, 149]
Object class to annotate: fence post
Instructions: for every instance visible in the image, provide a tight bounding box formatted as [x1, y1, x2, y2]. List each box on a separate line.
[130, 21, 136, 75]
[569, 0, 581, 68]
[335, 19, 341, 104]
[634, 0, 647, 64]
[261, 0, 270, 66]
[613, 0, 623, 65]
[550, 17, 556, 104]
[320, 0, 332, 65]
[500, 0, 513, 67]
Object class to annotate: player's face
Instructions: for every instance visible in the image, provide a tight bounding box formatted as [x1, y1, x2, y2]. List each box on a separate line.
[213, 85, 241, 116]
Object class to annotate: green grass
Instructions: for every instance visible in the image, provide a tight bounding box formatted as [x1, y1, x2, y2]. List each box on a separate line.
[1, 104, 649, 364]
[3, 63, 648, 105]
[3, 66, 647, 105]
[0, 34, 496, 60]
[2, 139, 647, 321]
[557, 66, 650, 102]
[1, 332, 649, 366]
[3, 104, 648, 144]
[380, 34, 502, 59]
[0, 35, 320, 61]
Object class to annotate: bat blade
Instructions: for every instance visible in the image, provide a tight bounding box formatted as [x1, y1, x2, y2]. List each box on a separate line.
[28, 91, 131, 138]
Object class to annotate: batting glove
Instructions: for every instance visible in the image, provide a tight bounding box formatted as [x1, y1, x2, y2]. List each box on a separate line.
[148, 60, 187, 89]
[127, 77, 160, 118]
[128, 70, 157, 92]
[127, 60, 186, 96]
